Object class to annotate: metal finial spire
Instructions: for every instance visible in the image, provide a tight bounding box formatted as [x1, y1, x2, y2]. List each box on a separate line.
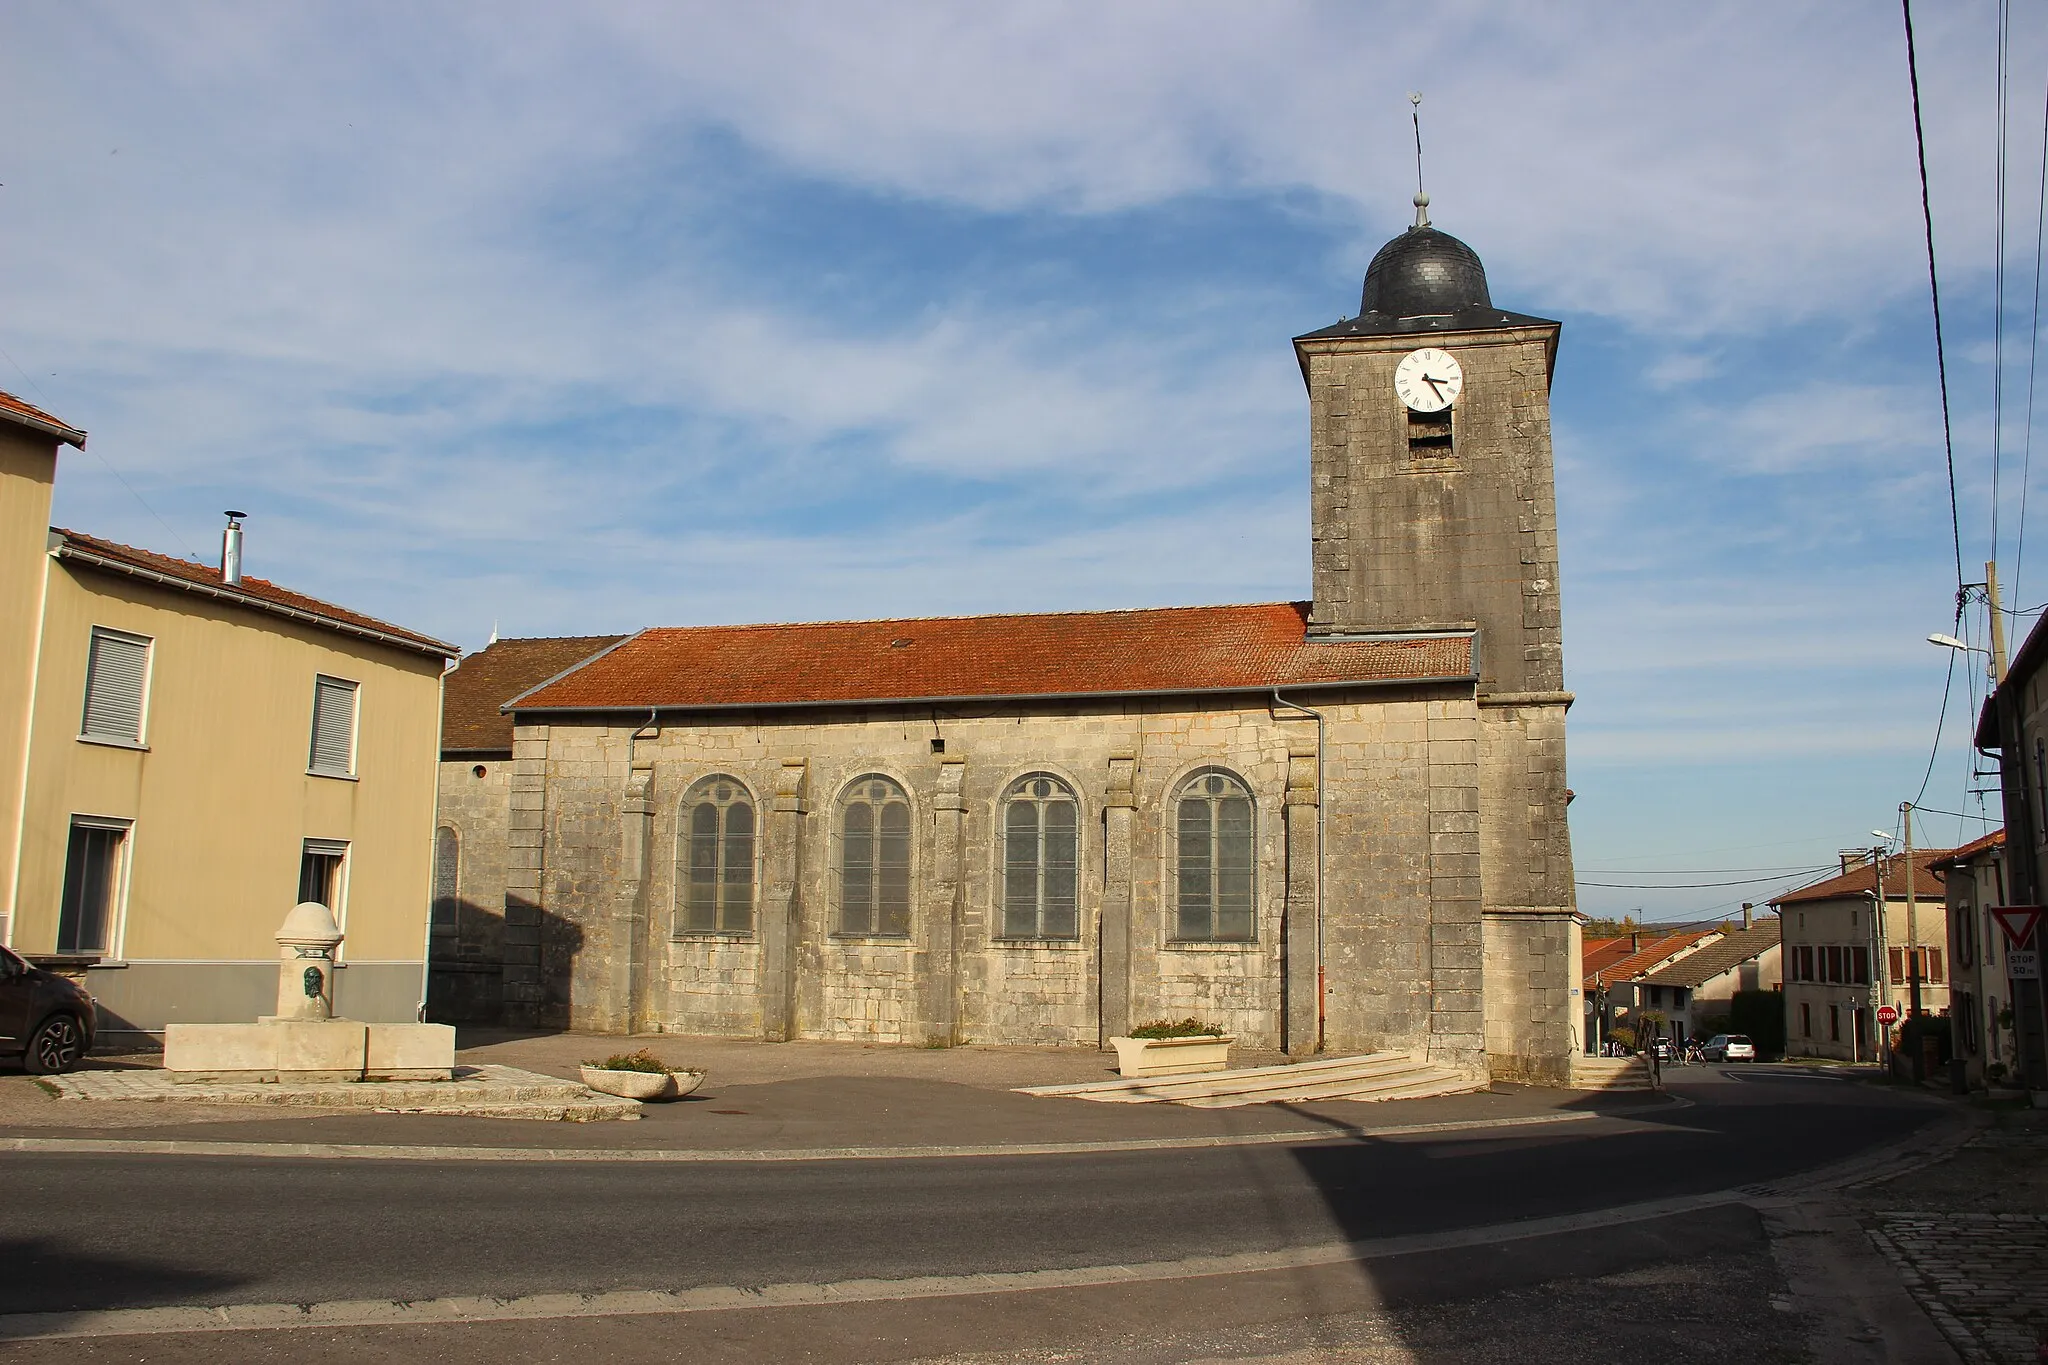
[1408, 91, 1430, 228]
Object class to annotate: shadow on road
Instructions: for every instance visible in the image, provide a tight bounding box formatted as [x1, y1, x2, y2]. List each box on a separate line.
[0, 1237, 249, 1318]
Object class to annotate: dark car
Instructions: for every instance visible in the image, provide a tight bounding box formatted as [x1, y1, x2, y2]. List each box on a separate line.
[0, 945, 96, 1073]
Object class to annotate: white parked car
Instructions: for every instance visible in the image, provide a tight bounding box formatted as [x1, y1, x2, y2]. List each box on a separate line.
[1702, 1034, 1755, 1062]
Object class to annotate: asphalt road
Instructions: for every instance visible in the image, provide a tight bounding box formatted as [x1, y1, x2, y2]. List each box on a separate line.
[0, 1067, 1934, 1319]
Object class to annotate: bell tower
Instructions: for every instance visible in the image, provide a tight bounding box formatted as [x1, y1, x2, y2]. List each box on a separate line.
[1293, 198, 1563, 694]
[1294, 197, 1580, 1084]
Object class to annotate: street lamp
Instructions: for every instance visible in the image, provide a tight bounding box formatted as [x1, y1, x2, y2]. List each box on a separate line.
[1930, 633, 1995, 682]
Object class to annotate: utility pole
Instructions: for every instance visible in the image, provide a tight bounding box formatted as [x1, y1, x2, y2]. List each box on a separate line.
[1987, 561, 2010, 683]
[1903, 801, 1922, 1019]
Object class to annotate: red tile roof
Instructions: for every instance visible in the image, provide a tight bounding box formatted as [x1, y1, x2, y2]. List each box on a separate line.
[1772, 849, 1949, 906]
[0, 389, 86, 447]
[52, 528, 456, 659]
[443, 635, 627, 753]
[507, 603, 1476, 713]
[1643, 920, 1781, 987]
[1930, 828, 2004, 870]
[1583, 930, 1719, 989]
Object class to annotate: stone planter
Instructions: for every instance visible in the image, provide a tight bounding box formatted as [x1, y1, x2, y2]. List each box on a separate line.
[579, 1066, 705, 1101]
[1109, 1035, 1233, 1079]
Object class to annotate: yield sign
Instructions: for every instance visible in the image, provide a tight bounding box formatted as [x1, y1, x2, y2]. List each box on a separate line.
[1992, 906, 2045, 950]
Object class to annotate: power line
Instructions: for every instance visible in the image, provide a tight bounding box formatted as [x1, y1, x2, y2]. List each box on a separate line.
[0, 340, 203, 563]
[1913, 615, 1958, 808]
[1575, 867, 1834, 890]
[2014, 35, 2048, 607]
[1576, 865, 1825, 875]
[1902, 0, 1968, 593]
[1993, 0, 2011, 572]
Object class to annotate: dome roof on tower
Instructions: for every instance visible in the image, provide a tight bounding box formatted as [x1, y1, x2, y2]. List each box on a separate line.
[1359, 226, 1491, 318]
[1294, 210, 1555, 345]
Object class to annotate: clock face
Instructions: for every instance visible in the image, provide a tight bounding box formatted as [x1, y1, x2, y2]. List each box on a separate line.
[1393, 347, 1463, 413]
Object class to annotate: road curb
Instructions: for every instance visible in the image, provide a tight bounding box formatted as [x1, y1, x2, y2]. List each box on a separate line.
[0, 1106, 1621, 1165]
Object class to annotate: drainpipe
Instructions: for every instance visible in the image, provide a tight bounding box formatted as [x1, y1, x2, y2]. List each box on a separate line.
[1272, 690, 1326, 1051]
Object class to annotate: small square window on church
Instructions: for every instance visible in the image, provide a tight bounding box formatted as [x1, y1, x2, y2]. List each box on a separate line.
[1407, 408, 1453, 454]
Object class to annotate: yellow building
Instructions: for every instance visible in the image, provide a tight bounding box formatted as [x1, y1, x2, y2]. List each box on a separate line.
[0, 391, 456, 1038]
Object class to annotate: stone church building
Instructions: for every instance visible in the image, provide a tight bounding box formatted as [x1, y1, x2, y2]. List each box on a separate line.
[433, 207, 1583, 1083]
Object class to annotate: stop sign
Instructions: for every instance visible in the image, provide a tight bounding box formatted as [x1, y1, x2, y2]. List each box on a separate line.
[1877, 1005, 1899, 1026]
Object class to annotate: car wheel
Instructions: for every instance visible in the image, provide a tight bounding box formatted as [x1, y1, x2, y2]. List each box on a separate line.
[24, 1014, 85, 1075]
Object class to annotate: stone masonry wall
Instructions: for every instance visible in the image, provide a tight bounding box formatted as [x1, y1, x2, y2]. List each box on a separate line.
[1483, 911, 1580, 1084]
[1301, 326, 1563, 698]
[517, 685, 1484, 1057]
[429, 757, 510, 1022]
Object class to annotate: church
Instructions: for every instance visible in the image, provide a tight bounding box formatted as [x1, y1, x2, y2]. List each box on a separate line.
[432, 199, 1584, 1084]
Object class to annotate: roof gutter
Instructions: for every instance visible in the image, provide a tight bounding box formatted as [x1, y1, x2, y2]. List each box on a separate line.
[502, 671, 1482, 717]
[1, 408, 87, 448]
[52, 541, 458, 660]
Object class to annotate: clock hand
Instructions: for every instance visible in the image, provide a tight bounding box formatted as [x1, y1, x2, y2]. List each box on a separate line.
[1422, 374, 1447, 398]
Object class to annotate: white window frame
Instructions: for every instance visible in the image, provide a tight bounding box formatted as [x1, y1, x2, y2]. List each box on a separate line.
[57, 815, 134, 959]
[308, 675, 360, 779]
[300, 837, 351, 952]
[78, 626, 153, 750]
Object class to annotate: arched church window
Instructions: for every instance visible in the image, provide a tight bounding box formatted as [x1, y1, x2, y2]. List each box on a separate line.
[679, 776, 755, 934]
[837, 775, 911, 937]
[1001, 774, 1079, 940]
[1173, 769, 1255, 942]
[432, 826, 459, 931]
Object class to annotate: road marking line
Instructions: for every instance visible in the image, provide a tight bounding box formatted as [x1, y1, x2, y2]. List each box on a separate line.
[0, 1189, 1744, 1342]
[0, 1107, 1627, 1164]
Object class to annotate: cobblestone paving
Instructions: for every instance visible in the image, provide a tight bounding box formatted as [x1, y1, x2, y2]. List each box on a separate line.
[1866, 1210, 2048, 1363]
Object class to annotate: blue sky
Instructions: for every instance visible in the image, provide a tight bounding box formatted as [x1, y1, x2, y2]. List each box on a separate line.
[2, 3, 2040, 921]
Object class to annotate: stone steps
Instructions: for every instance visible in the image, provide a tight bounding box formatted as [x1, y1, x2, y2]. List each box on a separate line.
[1017, 1051, 1484, 1108]
[1568, 1057, 1657, 1092]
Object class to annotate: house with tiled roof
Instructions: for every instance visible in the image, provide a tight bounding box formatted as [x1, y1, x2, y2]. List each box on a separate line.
[1772, 849, 1953, 1062]
[468, 207, 1587, 1083]
[0, 391, 456, 1045]
[1641, 914, 1783, 1042]
[1580, 929, 1722, 1050]
[1930, 829, 2010, 1088]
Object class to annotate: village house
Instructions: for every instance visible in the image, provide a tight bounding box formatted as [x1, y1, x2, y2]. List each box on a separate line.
[0, 391, 455, 1040]
[1773, 849, 1952, 1063]
[440, 206, 1589, 1083]
[1581, 928, 1720, 1051]
[1639, 912, 1782, 1043]
[1934, 829, 2015, 1088]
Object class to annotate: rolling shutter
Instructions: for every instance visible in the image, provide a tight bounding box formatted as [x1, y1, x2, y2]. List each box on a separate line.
[309, 676, 358, 775]
[81, 628, 150, 742]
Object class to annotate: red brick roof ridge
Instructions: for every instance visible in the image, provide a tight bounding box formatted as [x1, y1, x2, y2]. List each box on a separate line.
[52, 526, 456, 657]
[508, 602, 1479, 713]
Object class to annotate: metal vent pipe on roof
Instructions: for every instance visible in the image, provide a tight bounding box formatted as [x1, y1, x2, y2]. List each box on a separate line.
[222, 510, 246, 586]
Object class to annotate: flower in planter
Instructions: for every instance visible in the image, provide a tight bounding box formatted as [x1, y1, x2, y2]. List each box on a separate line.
[584, 1048, 703, 1075]
[1128, 1018, 1226, 1040]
